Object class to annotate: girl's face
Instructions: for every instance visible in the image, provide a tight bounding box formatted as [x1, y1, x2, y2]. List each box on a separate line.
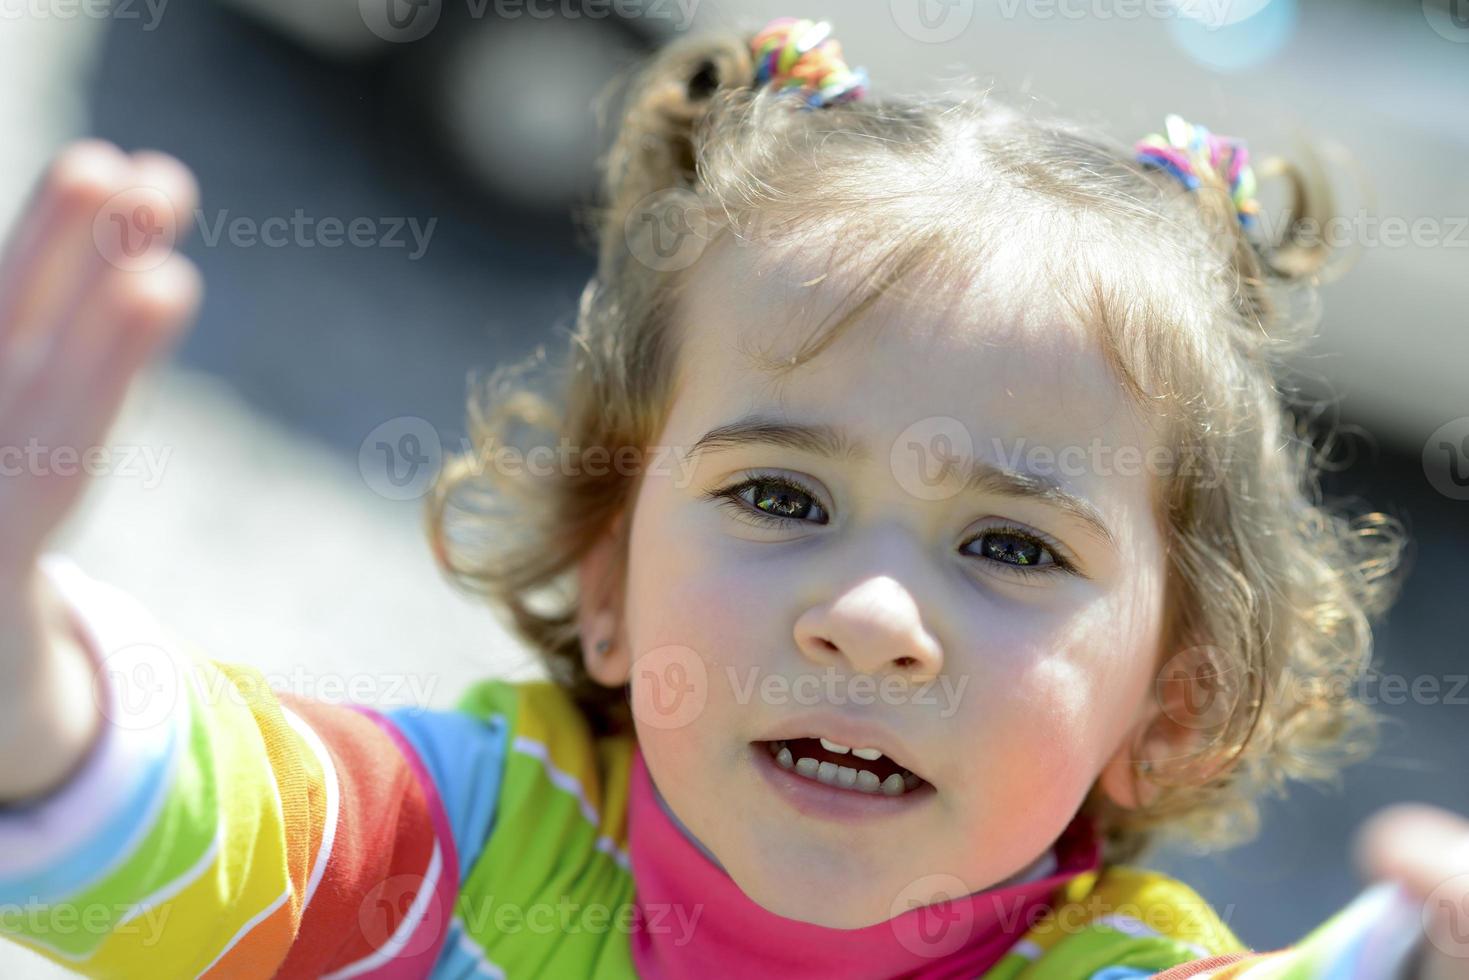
[597, 238, 1173, 929]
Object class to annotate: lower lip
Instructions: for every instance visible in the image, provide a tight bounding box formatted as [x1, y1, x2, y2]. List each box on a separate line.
[749, 742, 936, 823]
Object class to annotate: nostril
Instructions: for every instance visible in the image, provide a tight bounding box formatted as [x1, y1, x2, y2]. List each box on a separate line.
[893, 656, 917, 669]
[816, 637, 840, 653]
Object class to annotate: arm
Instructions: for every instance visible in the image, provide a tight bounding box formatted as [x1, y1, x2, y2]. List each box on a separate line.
[0, 554, 480, 978]
[0, 142, 507, 977]
[1146, 881, 1426, 979]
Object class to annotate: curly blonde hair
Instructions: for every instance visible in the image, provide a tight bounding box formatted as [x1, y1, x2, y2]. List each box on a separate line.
[427, 26, 1406, 866]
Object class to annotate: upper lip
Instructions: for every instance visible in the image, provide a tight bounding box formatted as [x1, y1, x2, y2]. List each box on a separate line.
[754, 713, 932, 784]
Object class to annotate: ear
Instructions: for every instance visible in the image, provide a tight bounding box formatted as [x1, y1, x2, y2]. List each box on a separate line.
[1097, 645, 1231, 810]
[577, 509, 632, 689]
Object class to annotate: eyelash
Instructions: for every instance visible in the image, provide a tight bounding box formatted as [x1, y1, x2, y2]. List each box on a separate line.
[702, 472, 1081, 579]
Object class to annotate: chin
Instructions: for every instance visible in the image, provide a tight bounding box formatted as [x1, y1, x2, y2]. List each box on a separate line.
[727, 852, 896, 930]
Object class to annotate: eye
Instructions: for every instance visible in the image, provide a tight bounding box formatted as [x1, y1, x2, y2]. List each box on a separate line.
[961, 527, 1077, 578]
[704, 473, 829, 528]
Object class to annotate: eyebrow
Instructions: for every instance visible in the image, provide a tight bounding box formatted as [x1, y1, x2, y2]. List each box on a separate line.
[684, 413, 1116, 547]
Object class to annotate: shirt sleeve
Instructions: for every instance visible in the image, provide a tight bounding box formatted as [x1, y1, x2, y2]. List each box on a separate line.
[0, 554, 509, 979]
[1107, 881, 1426, 980]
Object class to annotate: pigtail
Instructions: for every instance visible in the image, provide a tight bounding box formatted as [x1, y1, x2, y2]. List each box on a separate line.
[1180, 135, 1339, 340]
[595, 32, 753, 277]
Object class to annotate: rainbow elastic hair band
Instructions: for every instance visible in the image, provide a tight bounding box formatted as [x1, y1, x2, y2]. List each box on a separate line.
[750, 16, 868, 108]
[1135, 113, 1261, 230]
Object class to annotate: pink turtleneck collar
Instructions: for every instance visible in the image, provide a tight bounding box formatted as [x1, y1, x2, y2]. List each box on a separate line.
[626, 746, 1102, 979]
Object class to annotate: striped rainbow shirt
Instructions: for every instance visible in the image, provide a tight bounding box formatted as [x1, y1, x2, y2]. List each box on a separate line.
[0, 557, 1426, 978]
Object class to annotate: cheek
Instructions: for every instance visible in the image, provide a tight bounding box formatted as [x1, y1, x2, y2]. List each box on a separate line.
[626, 490, 794, 674]
[952, 600, 1159, 799]
[623, 496, 789, 781]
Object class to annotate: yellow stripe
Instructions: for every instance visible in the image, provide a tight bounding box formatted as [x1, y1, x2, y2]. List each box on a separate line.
[84, 658, 299, 977]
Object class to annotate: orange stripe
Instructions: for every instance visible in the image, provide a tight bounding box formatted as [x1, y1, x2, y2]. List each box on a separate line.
[200, 898, 298, 979]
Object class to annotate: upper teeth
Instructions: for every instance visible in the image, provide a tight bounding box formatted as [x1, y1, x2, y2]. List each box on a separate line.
[819, 738, 885, 761]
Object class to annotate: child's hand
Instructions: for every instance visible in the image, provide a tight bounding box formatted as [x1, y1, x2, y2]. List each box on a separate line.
[1357, 803, 1469, 980]
[0, 139, 201, 581]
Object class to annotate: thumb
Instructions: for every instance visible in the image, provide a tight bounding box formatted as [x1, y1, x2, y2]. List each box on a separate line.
[1356, 803, 1469, 978]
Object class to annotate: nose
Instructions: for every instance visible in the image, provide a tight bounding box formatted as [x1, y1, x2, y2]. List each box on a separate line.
[793, 575, 945, 682]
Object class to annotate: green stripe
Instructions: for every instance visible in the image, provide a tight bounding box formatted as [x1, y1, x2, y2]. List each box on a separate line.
[455, 680, 638, 978]
[12, 666, 227, 960]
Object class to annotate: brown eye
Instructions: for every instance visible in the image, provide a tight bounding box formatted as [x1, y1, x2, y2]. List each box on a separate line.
[707, 475, 829, 527]
[962, 528, 1073, 576]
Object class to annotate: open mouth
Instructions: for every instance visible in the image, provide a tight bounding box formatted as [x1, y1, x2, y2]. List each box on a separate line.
[756, 737, 930, 797]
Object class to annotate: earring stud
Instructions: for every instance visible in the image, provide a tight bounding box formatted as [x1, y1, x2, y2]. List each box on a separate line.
[594, 639, 611, 655]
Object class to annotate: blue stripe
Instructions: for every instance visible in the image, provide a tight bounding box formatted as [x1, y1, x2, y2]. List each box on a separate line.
[381, 705, 508, 884]
[429, 919, 506, 979]
[0, 680, 185, 906]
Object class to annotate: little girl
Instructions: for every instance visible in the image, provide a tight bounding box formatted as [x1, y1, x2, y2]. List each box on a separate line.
[1, 15, 1466, 980]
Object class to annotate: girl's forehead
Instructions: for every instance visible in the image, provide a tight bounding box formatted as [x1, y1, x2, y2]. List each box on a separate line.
[672, 237, 1148, 452]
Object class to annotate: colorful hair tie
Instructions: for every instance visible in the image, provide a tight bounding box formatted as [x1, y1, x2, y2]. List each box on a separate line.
[1135, 113, 1261, 231]
[750, 16, 867, 109]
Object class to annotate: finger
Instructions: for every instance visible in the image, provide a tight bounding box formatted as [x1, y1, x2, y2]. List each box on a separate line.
[1356, 803, 1469, 972]
[34, 253, 202, 461]
[1356, 804, 1469, 897]
[128, 150, 199, 246]
[0, 140, 133, 350]
[45, 150, 201, 380]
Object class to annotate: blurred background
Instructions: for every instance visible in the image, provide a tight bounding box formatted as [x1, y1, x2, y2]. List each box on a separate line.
[0, 0, 1465, 974]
